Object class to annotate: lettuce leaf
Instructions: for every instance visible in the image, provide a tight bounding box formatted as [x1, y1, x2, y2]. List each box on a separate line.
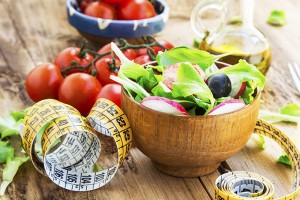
[258, 103, 300, 167]
[277, 154, 291, 166]
[172, 63, 215, 113]
[0, 109, 29, 196]
[280, 103, 300, 117]
[0, 156, 29, 196]
[156, 46, 227, 71]
[214, 60, 266, 90]
[0, 141, 14, 164]
[267, 10, 286, 26]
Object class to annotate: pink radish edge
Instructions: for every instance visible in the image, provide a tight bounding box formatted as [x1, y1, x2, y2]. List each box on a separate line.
[140, 96, 188, 116]
[208, 99, 246, 115]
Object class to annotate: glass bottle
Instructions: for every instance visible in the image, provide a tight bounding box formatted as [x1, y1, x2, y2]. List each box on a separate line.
[190, 0, 271, 75]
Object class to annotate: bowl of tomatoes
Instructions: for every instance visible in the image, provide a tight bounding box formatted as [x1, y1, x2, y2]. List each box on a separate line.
[67, 0, 169, 43]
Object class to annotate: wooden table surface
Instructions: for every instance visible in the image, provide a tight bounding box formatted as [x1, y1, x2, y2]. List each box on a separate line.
[1, 0, 300, 199]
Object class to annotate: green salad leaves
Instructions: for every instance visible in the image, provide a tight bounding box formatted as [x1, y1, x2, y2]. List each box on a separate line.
[0, 109, 29, 195]
[111, 43, 265, 116]
[259, 103, 300, 166]
[267, 10, 287, 26]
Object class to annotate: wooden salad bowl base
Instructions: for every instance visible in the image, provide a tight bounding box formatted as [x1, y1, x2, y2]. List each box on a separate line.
[121, 89, 261, 177]
[152, 161, 220, 177]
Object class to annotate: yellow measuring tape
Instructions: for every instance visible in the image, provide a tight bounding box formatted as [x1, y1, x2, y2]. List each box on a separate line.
[215, 119, 300, 200]
[20, 98, 132, 191]
[21, 99, 300, 198]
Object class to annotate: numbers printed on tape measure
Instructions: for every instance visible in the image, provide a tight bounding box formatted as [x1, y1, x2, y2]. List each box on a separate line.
[22, 99, 299, 197]
[215, 119, 300, 200]
[21, 98, 132, 191]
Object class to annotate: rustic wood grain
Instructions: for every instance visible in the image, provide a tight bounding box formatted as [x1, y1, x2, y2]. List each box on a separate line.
[0, 0, 300, 199]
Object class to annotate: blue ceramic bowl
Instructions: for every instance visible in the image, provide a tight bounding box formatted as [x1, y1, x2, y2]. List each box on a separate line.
[66, 0, 169, 40]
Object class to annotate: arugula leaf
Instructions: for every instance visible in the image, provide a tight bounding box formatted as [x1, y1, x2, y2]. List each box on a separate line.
[156, 46, 227, 71]
[267, 10, 286, 26]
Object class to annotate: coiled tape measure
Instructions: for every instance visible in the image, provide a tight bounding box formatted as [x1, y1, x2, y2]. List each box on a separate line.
[21, 99, 300, 199]
[215, 119, 300, 200]
[20, 98, 132, 191]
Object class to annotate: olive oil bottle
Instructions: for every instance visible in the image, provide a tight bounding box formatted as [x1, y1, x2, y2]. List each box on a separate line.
[191, 0, 271, 75]
[199, 32, 272, 75]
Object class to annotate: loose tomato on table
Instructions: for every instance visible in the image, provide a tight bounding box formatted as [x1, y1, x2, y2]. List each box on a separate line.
[26, 63, 64, 102]
[95, 57, 121, 86]
[54, 47, 94, 75]
[117, 0, 156, 20]
[84, 2, 116, 19]
[98, 43, 137, 60]
[58, 73, 102, 116]
[96, 84, 122, 108]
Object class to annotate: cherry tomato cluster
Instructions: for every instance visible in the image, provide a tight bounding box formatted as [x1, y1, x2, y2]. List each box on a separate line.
[80, 0, 156, 20]
[25, 38, 174, 116]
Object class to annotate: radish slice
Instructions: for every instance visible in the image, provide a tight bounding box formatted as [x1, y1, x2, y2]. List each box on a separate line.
[228, 75, 247, 98]
[208, 99, 246, 115]
[140, 96, 188, 115]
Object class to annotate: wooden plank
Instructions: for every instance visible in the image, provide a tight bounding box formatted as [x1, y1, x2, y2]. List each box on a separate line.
[0, 0, 300, 199]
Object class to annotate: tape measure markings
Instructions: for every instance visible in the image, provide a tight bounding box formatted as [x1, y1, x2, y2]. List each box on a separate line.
[254, 120, 300, 192]
[21, 98, 132, 191]
[216, 119, 300, 199]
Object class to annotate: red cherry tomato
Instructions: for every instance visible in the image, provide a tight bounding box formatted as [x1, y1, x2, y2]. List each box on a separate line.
[26, 63, 64, 102]
[137, 39, 175, 56]
[102, 0, 124, 4]
[134, 54, 153, 65]
[80, 0, 93, 13]
[54, 47, 94, 75]
[84, 2, 116, 19]
[96, 84, 122, 108]
[58, 73, 102, 116]
[117, 0, 156, 20]
[98, 43, 137, 60]
[95, 57, 121, 86]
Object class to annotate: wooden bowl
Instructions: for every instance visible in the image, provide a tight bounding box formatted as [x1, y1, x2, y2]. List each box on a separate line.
[121, 90, 261, 177]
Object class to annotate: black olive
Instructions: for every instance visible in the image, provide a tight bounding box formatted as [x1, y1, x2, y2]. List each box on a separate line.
[207, 73, 232, 98]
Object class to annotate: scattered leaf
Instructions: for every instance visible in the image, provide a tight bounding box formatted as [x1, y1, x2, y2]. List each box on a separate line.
[267, 10, 286, 26]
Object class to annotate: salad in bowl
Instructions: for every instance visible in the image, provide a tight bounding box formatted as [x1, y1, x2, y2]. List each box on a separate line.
[110, 43, 265, 116]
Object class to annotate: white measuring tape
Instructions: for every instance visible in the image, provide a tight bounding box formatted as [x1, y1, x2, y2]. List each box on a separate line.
[21, 98, 132, 191]
[215, 119, 300, 199]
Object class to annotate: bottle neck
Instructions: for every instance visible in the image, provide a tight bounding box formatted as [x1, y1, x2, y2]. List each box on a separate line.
[240, 0, 255, 29]
[223, 0, 255, 29]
